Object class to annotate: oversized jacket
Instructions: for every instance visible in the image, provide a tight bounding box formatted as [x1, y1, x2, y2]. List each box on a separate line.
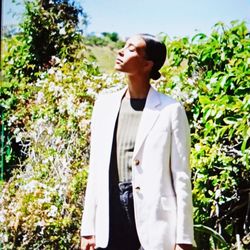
[81, 86, 194, 250]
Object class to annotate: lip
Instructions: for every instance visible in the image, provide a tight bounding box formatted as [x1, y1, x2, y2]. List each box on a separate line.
[115, 58, 123, 64]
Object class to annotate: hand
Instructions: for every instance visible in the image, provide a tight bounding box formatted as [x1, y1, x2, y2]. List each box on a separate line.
[175, 244, 193, 250]
[80, 235, 96, 250]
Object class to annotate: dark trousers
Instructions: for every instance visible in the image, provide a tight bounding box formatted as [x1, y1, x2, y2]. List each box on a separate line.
[97, 182, 141, 250]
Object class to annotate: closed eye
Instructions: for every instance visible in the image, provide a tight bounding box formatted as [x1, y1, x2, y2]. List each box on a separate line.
[123, 43, 136, 52]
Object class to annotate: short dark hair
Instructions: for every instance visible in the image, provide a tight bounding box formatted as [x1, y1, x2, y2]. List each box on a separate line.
[139, 34, 167, 80]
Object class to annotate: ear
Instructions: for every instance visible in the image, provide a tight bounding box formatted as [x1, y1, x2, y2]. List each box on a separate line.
[144, 59, 153, 72]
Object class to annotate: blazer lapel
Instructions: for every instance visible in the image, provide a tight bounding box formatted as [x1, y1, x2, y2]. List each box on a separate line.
[104, 87, 127, 138]
[133, 87, 161, 157]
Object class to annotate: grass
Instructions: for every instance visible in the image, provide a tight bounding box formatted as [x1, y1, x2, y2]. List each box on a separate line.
[87, 45, 118, 73]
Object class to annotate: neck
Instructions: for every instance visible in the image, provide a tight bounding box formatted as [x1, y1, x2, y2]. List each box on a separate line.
[126, 74, 150, 99]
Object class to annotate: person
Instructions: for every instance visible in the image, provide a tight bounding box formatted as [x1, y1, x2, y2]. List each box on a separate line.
[80, 34, 194, 250]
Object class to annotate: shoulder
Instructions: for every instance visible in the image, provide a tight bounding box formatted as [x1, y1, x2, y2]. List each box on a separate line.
[154, 88, 183, 110]
[92, 87, 125, 116]
[94, 87, 123, 105]
[153, 88, 187, 122]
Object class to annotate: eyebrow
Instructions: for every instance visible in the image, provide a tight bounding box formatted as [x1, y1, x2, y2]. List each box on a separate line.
[124, 42, 145, 55]
[125, 43, 136, 48]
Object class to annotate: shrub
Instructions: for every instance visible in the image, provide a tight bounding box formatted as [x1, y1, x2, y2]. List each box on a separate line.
[157, 21, 250, 249]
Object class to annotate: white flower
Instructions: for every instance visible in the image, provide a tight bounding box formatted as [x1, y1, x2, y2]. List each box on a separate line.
[0, 232, 8, 242]
[35, 91, 45, 104]
[15, 131, 23, 143]
[47, 126, 53, 135]
[59, 27, 66, 35]
[21, 180, 39, 193]
[35, 220, 45, 227]
[66, 94, 75, 114]
[187, 78, 195, 85]
[9, 58, 14, 65]
[8, 115, 18, 126]
[186, 97, 194, 104]
[54, 136, 62, 145]
[171, 75, 180, 84]
[35, 220, 46, 235]
[48, 68, 55, 75]
[191, 90, 198, 99]
[38, 196, 51, 204]
[79, 70, 87, 78]
[215, 189, 221, 199]
[195, 144, 201, 151]
[51, 56, 61, 65]
[210, 77, 217, 84]
[55, 70, 63, 82]
[86, 88, 96, 97]
[79, 119, 89, 130]
[76, 102, 88, 117]
[58, 103, 66, 114]
[0, 210, 6, 223]
[49, 82, 63, 96]
[49, 82, 56, 92]
[36, 79, 45, 86]
[47, 205, 58, 218]
[13, 127, 20, 135]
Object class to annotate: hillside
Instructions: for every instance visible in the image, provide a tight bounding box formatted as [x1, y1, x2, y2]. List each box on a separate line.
[87, 45, 117, 73]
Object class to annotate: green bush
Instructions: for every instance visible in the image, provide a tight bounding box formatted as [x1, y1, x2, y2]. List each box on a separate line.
[1, 0, 87, 177]
[157, 21, 250, 249]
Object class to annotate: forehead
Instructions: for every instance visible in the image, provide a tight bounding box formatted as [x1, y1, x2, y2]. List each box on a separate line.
[125, 35, 146, 50]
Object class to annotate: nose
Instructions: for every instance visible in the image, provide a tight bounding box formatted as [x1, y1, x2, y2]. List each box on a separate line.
[118, 48, 124, 56]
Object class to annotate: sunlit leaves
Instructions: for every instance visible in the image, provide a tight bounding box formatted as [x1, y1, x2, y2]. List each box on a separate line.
[158, 21, 250, 248]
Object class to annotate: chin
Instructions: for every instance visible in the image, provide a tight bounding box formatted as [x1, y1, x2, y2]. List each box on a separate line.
[114, 65, 123, 71]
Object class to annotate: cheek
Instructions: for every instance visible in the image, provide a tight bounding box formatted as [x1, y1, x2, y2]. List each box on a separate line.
[124, 56, 143, 69]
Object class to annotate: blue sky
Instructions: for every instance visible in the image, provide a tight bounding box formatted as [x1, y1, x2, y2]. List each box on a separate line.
[3, 0, 250, 39]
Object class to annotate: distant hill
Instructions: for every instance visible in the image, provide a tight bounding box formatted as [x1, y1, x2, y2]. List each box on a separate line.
[84, 32, 124, 73]
[87, 45, 117, 73]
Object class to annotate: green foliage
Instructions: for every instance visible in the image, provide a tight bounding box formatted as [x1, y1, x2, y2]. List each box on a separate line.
[194, 224, 229, 249]
[102, 32, 119, 42]
[157, 21, 250, 249]
[1, 0, 87, 177]
[3, 0, 87, 80]
[84, 32, 125, 49]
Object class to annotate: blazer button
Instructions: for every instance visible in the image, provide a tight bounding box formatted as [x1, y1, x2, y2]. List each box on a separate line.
[133, 159, 140, 166]
[135, 186, 140, 191]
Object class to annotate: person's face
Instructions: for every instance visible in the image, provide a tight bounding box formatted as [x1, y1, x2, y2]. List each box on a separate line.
[114, 35, 152, 76]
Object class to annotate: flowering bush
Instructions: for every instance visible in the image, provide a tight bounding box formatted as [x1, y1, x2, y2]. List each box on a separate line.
[1, 50, 125, 248]
[0, 0, 125, 248]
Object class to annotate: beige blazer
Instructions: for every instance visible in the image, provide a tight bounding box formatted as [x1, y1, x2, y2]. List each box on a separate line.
[81, 86, 194, 250]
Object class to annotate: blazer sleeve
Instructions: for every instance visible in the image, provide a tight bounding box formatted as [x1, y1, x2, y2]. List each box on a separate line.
[80, 97, 101, 236]
[171, 103, 194, 244]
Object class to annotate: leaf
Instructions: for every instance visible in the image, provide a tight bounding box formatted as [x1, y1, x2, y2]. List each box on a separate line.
[191, 33, 207, 42]
[241, 136, 249, 152]
[194, 224, 229, 247]
[199, 96, 211, 105]
[224, 117, 237, 125]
